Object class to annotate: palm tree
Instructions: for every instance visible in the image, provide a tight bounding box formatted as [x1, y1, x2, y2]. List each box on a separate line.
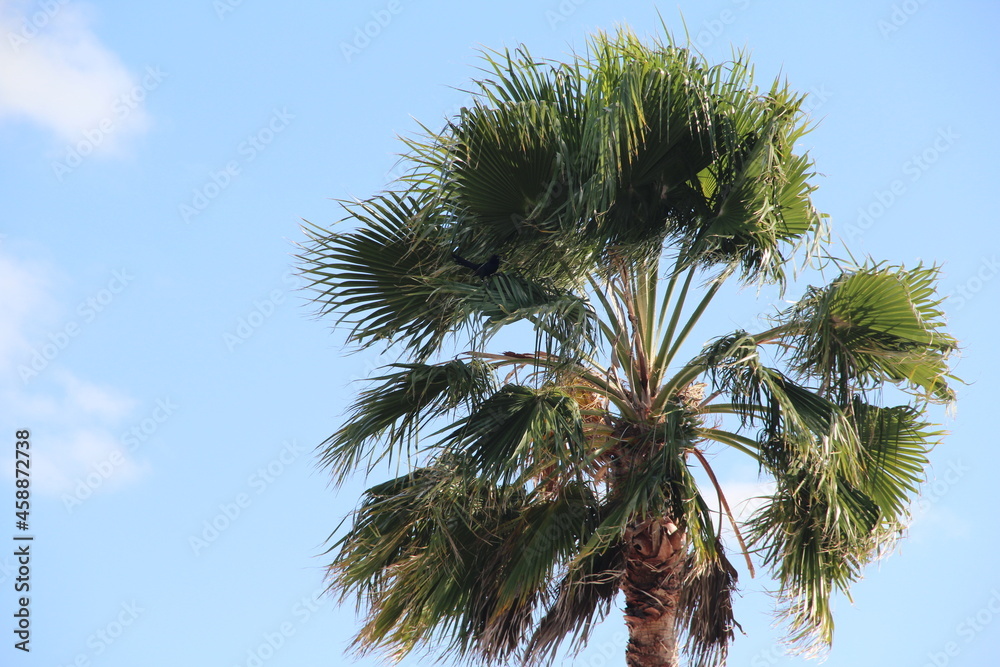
[299, 28, 957, 667]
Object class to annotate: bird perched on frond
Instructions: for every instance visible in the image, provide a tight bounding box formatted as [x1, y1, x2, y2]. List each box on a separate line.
[452, 252, 500, 278]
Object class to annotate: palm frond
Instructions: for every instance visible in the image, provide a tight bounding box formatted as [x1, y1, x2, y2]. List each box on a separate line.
[746, 460, 881, 655]
[695, 331, 862, 474]
[523, 545, 624, 664]
[850, 398, 942, 527]
[298, 192, 456, 359]
[685, 77, 825, 287]
[331, 455, 623, 665]
[318, 360, 496, 485]
[778, 262, 957, 404]
[449, 273, 599, 370]
[444, 383, 589, 486]
[329, 455, 529, 662]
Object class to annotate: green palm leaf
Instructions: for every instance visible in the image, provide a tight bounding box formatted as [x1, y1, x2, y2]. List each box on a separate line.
[318, 360, 496, 485]
[850, 398, 941, 525]
[779, 262, 957, 403]
[299, 193, 456, 359]
[445, 383, 589, 485]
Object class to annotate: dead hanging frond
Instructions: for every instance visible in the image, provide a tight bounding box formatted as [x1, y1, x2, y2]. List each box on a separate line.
[675, 544, 741, 667]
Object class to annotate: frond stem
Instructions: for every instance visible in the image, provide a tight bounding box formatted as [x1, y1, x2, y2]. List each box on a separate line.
[689, 446, 756, 577]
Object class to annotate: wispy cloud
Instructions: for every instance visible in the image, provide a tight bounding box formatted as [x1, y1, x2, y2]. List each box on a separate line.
[0, 1, 152, 152]
[721, 479, 774, 524]
[0, 246, 150, 499]
[0, 246, 53, 374]
[31, 417, 150, 497]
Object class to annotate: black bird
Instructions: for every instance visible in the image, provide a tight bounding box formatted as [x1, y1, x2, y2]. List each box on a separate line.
[452, 252, 500, 278]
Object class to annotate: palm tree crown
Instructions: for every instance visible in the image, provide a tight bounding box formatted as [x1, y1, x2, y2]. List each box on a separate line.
[299, 27, 957, 667]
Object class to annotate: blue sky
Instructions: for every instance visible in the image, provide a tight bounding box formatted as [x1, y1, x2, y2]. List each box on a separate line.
[1, 0, 998, 665]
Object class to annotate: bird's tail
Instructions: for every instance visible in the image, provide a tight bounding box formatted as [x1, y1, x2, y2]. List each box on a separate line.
[451, 252, 479, 270]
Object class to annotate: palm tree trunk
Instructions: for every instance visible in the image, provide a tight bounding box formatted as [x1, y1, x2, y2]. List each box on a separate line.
[621, 518, 685, 667]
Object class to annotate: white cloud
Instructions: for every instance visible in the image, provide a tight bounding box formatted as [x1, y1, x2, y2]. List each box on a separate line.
[0, 1, 153, 152]
[0, 247, 53, 373]
[53, 368, 135, 421]
[32, 427, 149, 497]
[0, 245, 150, 504]
[722, 479, 774, 523]
[12, 368, 137, 425]
[4, 369, 149, 502]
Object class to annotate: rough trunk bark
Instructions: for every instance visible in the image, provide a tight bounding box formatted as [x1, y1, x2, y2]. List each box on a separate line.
[621, 517, 685, 667]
